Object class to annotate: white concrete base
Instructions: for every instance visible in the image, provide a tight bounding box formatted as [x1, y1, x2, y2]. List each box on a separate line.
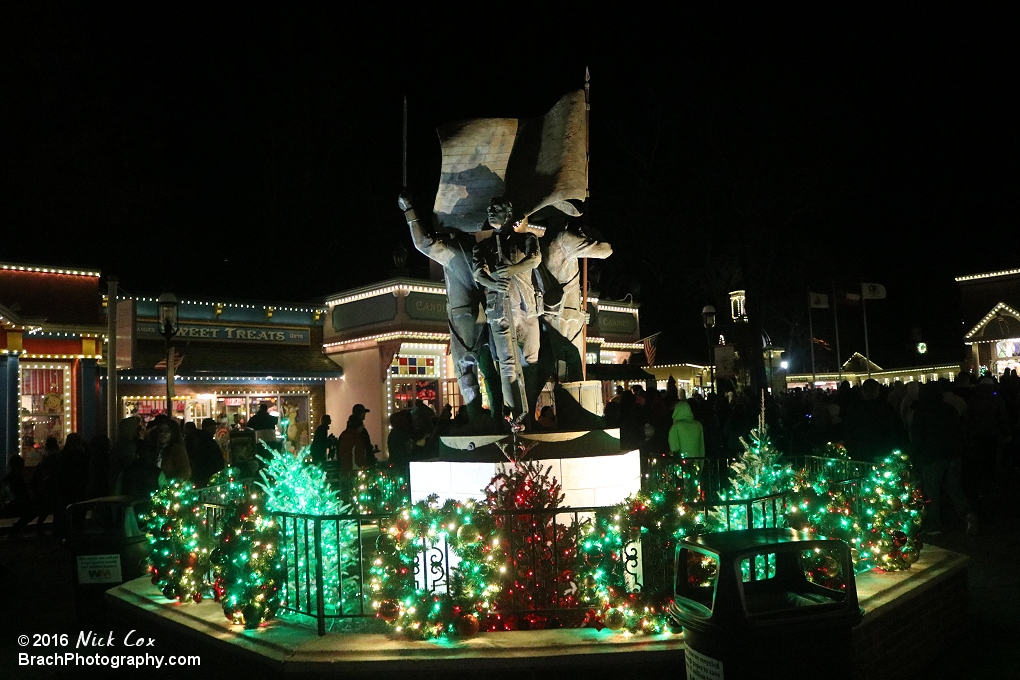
[410, 449, 642, 507]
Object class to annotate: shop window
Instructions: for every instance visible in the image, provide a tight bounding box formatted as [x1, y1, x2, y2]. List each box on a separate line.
[390, 354, 439, 377]
[123, 397, 188, 424]
[20, 366, 70, 462]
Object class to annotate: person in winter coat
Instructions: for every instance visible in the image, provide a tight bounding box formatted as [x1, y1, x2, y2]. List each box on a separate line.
[110, 416, 144, 493]
[911, 381, 977, 535]
[158, 418, 191, 485]
[668, 401, 705, 459]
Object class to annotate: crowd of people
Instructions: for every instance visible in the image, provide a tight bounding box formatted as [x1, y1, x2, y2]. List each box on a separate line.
[606, 368, 1020, 536]
[6, 368, 1017, 539]
[3, 413, 227, 540]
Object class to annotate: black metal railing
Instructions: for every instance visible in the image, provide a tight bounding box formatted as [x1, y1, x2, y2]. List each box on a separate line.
[270, 512, 388, 636]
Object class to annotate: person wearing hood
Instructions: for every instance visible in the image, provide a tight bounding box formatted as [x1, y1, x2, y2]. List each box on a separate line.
[668, 400, 705, 459]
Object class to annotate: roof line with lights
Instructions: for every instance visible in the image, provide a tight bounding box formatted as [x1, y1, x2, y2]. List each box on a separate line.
[964, 302, 1020, 339]
[325, 279, 447, 308]
[1, 262, 101, 277]
[324, 331, 450, 350]
[110, 295, 327, 315]
[954, 268, 1020, 282]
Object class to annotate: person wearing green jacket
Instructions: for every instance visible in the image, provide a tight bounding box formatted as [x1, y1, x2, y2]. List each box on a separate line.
[668, 401, 705, 458]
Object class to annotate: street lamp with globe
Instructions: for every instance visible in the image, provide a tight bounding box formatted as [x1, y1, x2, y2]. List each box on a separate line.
[702, 305, 716, 395]
[157, 293, 180, 417]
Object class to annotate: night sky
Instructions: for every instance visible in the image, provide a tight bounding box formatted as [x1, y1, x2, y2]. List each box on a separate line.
[2, 7, 1015, 372]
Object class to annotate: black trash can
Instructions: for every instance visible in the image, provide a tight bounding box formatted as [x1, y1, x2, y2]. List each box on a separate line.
[669, 528, 864, 680]
[65, 496, 150, 617]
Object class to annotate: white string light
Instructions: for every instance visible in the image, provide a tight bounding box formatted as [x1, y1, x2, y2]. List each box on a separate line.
[954, 268, 1020, 282]
[325, 281, 447, 308]
[964, 302, 1020, 340]
[1, 263, 101, 277]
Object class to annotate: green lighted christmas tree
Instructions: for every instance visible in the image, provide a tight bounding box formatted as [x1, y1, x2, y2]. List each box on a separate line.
[256, 444, 360, 619]
[143, 480, 210, 602]
[211, 493, 286, 628]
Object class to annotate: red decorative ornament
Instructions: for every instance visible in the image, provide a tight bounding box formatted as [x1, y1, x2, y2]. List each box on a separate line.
[378, 600, 400, 622]
[192, 591, 203, 603]
[456, 614, 480, 638]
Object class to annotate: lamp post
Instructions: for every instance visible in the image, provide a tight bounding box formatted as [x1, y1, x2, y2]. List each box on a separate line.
[157, 293, 179, 418]
[702, 304, 716, 395]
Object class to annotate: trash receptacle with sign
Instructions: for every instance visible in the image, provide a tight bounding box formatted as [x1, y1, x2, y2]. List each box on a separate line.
[670, 528, 864, 680]
[66, 496, 149, 617]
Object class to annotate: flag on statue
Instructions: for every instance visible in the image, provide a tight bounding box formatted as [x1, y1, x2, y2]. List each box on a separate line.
[643, 333, 660, 367]
[432, 90, 588, 232]
[862, 282, 887, 300]
[809, 292, 829, 309]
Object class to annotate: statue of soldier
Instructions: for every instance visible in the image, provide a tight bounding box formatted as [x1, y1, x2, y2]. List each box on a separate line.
[471, 197, 543, 420]
[398, 193, 488, 420]
[540, 224, 613, 372]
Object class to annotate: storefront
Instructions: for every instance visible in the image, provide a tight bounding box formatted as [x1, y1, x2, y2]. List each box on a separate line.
[113, 295, 341, 455]
[1, 263, 106, 465]
[957, 268, 1020, 377]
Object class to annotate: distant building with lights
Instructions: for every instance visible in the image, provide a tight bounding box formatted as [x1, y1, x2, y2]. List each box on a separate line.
[956, 268, 1020, 376]
[0, 263, 106, 465]
[4, 261, 651, 465]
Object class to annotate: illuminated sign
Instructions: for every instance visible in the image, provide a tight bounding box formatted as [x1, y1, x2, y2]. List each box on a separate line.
[404, 292, 449, 322]
[136, 322, 309, 345]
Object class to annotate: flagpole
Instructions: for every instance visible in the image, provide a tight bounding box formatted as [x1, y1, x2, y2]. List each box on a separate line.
[808, 293, 817, 386]
[402, 95, 408, 189]
[581, 67, 590, 381]
[861, 282, 871, 378]
[833, 282, 843, 381]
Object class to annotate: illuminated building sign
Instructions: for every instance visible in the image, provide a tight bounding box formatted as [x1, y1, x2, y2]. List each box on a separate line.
[136, 322, 309, 345]
[332, 295, 398, 331]
[404, 292, 448, 321]
[597, 310, 638, 336]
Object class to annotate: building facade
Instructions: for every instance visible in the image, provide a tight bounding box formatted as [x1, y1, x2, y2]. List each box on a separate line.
[1, 263, 106, 465]
[957, 268, 1020, 377]
[112, 293, 341, 452]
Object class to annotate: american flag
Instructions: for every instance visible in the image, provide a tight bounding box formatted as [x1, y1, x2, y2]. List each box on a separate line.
[154, 349, 184, 371]
[643, 333, 660, 367]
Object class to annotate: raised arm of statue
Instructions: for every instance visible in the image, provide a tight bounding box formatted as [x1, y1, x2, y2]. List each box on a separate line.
[399, 192, 455, 266]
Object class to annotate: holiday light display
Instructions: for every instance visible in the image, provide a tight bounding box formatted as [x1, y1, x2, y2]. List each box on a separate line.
[211, 494, 286, 628]
[369, 495, 506, 639]
[256, 445, 360, 619]
[143, 481, 209, 602]
[139, 408, 924, 640]
[350, 467, 409, 515]
[482, 459, 579, 631]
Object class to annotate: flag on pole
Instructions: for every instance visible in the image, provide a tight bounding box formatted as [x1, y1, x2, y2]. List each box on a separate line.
[809, 292, 829, 309]
[836, 287, 861, 305]
[155, 350, 184, 371]
[643, 333, 660, 367]
[861, 282, 887, 300]
[432, 90, 588, 232]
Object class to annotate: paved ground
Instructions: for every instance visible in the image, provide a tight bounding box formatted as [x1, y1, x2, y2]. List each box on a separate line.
[2, 475, 1017, 680]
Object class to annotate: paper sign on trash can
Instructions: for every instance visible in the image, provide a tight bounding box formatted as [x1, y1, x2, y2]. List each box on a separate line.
[77, 554, 123, 584]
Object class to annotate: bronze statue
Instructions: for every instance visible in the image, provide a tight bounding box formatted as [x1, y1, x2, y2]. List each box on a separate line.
[471, 197, 542, 419]
[398, 193, 488, 419]
[540, 224, 613, 369]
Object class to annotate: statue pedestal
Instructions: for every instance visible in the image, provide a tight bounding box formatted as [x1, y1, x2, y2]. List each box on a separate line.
[557, 380, 604, 417]
[415, 428, 640, 507]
